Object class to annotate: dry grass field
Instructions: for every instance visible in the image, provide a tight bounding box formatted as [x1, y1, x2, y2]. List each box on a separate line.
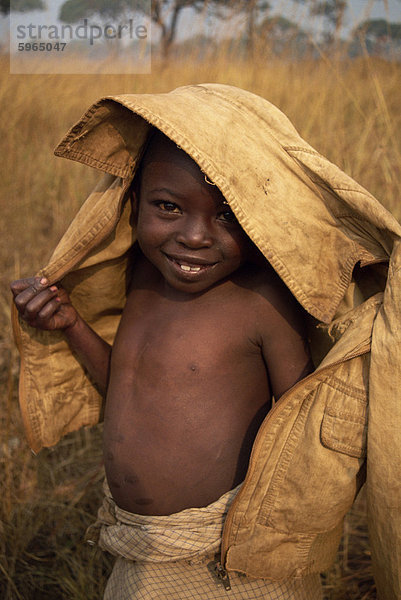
[0, 49, 400, 599]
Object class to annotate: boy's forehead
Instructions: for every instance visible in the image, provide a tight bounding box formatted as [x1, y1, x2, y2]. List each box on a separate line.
[138, 130, 228, 204]
[141, 130, 198, 171]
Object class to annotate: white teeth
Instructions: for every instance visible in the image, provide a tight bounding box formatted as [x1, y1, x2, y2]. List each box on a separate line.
[179, 264, 201, 272]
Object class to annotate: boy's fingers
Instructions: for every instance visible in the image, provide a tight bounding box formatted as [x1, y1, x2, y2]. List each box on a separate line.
[10, 277, 35, 297]
[10, 276, 49, 297]
[37, 298, 60, 321]
[23, 289, 58, 318]
[14, 286, 58, 317]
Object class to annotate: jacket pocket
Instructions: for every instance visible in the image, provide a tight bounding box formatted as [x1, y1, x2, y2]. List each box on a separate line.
[257, 354, 369, 535]
[320, 377, 367, 458]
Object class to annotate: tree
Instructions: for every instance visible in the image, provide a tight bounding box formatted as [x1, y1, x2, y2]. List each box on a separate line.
[352, 18, 401, 57]
[59, 0, 211, 57]
[258, 15, 310, 57]
[209, 0, 269, 56]
[59, 0, 271, 57]
[293, 0, 401, 47]
[232, 0, 269, 56]
[1, 0, 45, 15]
[293, 0, 347, 45]
[59, 0, 147, 22]
[311, 0, 346, 41]
[150, 0, 208, 57]
[355, 18, 401, 43]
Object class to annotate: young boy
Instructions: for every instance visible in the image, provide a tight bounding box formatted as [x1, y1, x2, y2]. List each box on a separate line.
[11, 84, 401, 600]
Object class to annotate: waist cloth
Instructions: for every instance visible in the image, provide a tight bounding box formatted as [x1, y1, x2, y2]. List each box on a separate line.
[86, 480, 322, 600]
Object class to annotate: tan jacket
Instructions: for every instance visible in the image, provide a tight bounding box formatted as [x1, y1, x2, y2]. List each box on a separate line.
[12, 84, 401, 599]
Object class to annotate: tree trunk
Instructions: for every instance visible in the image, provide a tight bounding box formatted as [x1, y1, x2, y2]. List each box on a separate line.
[152, 1, 183, 60]
[246, 0, 257, 59]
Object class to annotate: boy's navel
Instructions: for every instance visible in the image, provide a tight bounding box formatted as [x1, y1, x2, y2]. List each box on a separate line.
[135, 498, 154, 506]
[124, 473, 140, 485]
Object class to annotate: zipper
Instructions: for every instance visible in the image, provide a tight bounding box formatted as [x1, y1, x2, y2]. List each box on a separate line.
[220, 342, 371, 568]
[214, 561, 231, 590]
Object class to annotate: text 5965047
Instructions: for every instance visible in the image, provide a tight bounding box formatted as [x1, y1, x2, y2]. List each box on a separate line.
[18, 42, 67, 52]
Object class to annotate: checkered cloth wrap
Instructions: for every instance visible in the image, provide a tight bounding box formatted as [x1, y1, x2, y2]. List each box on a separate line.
[88, 483, 322, 599]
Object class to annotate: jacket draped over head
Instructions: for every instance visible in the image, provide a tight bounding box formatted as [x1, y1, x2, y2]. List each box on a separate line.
[12, 84, 401, 599]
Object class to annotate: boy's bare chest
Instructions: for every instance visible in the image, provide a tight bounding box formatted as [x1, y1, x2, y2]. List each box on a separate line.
[111, 285, 259, 379]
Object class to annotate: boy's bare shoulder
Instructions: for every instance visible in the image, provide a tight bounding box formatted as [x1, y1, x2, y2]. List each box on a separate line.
[233, 261, 312, 398]
[232, 261, 300, 315]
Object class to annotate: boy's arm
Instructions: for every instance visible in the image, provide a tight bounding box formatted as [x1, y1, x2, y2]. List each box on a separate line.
[257, 277, 314, 400]
[11, 277, 111, 396]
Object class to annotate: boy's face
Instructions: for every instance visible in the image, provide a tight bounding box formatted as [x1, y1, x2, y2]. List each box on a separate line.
[134, 133, 252, 295]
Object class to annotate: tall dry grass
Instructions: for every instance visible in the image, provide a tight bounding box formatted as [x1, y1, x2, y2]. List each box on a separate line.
[0, 48, 400, 599]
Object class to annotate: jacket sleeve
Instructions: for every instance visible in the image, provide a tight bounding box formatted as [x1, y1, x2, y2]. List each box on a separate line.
[368, 237, 401, 600]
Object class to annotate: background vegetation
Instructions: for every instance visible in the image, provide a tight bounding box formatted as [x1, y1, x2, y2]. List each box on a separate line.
[0, 1, 400, 598]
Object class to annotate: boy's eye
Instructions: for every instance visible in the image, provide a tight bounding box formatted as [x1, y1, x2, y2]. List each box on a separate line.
[158, 201, 180, 213]
[218, 209, 237, 224]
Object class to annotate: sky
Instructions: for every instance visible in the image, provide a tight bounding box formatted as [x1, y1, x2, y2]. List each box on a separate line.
[190, 0, 401, 40]
[2, 0, 401, 46]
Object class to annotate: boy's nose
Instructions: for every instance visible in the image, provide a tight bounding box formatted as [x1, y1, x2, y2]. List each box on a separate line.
[175, 217, 213, 248]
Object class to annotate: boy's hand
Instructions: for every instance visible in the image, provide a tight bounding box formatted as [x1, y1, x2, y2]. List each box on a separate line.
[10, 277, 78, 332]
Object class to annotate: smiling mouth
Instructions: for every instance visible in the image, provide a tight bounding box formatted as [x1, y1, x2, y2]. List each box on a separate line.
[179, 263, 202, 272]
[165, 254, 217, 274]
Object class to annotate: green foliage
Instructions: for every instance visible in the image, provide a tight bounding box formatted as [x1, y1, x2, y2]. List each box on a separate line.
[261, 15, 301, 32]
[212, 0, 269, 9]
[59, 0, 210, 25]
[59, 0, 148, 23]
[257, 15, 310, 57]
[290, 0, 347, 44]
[310, 0, 347, 27]
[208, 0, 269, 18]
[355, 18, 401, 42]
[351, 18, 401, 56]
[1, 0, 45, 15]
